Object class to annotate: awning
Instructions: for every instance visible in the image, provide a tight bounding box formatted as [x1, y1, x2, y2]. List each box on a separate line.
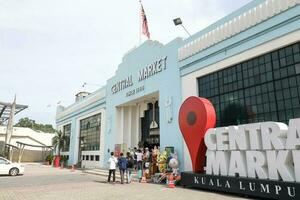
[0, 101, 28, 125]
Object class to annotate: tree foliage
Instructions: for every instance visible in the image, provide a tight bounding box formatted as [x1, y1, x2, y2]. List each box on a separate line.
[52, 130, 68, 156]
[15, 117, 55, 133]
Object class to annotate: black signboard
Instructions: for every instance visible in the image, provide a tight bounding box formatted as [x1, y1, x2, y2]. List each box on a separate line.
[181, 172, 300, 199]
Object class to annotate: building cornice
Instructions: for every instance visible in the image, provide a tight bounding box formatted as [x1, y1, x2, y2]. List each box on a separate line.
[178, 0, 300, 61]
[56, 88, 106, 121]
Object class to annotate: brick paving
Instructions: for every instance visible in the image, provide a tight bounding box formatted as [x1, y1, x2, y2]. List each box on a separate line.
[0, 164, 252, 200]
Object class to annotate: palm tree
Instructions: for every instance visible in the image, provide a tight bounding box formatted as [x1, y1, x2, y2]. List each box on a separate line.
[52, 130, 67, 156]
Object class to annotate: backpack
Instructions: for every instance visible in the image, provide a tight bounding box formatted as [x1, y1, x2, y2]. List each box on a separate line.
[119, 157, 127, 170]
[127, 157, 134, 168]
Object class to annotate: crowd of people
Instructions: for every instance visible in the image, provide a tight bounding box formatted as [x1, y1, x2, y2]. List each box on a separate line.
[107, 146, 168, 184]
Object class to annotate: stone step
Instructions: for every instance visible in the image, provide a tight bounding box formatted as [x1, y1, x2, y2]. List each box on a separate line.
[90, 168, 138, 174]
[83, 168, 139, 181]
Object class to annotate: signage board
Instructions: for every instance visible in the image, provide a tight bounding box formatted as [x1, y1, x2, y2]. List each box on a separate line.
[110, 56, 167, 96]
[179, 96, 300, 199]
[181, 172, 300, 199]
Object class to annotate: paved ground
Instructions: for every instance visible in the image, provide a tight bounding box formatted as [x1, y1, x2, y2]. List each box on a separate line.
[0, 164, 252, 200]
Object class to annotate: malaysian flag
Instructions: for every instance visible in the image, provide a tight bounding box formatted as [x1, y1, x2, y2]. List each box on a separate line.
[141, 4, 150, 39]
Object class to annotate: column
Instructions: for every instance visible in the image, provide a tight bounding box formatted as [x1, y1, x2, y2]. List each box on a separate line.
[116, 107, 124, 144]
[68, 118, 79, 165]
[123, 107, 132, 147]
[130, 105, 139, 148]
[99, 109, 106, 167]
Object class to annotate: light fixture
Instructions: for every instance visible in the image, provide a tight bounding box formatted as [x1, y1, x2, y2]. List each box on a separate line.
[173, 17, 191, 37]
[173, 18, 182, 25]
[150, 99, 158, 130]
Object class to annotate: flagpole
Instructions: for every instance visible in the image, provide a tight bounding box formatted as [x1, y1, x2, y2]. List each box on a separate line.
[139, 0, 142, 45]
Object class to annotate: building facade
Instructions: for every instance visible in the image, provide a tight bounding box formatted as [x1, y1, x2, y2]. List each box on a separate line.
[180, 0, 300, 170]
[56, 88, 106, 168]
[56, 0, 300, 170]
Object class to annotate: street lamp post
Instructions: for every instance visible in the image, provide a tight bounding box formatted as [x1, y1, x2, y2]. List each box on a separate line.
[173, 17, 191, 37]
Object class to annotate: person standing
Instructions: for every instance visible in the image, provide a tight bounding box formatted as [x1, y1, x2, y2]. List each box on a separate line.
[133, 147, 138, 170]
[126, 152, 134, 183]
[118, 152, 127, 184]
[135, 149, 143, 169]
[143, 147, 151, 178]
[151, 146, 159, 174]
[135, 149, 143, 182]
[107, 152, 117, 183]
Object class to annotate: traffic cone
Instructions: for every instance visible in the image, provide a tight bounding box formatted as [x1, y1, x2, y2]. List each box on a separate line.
[71, 165, 75, 172]
[141, 171, 147, 183]
[168, 174, 175, 188]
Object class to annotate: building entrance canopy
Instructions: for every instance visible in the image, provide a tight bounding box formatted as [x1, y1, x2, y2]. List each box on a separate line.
[0, 101, 28, 125]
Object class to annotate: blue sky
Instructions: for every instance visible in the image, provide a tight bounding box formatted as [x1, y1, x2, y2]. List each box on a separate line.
[0, 0, 252, 126]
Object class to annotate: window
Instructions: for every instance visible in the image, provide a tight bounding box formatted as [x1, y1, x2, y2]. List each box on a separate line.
[95, 155, 100, 161]
[295, 63, 300, 74]
[62, 124, 71, 152]
[0, 158, 7, 164]
[90, 155, 94, 161]
[198, 42, 300, 126]
[85, 155, 89, 161]
[79, 113, 101, 151]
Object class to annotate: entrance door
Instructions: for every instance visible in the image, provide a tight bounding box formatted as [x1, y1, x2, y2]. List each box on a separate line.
[140, 101, 160, 149]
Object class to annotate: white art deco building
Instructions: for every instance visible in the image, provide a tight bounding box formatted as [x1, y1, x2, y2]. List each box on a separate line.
[56, 0, 300, 170]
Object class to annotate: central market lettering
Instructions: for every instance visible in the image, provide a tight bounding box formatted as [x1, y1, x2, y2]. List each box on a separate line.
[204, 119, 300, 182]
[138, 56, 167, 82]
[111, 75, 133, 94]
[111, 56, 167, 95]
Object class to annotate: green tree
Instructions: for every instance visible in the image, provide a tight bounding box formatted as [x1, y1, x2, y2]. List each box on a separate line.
[44, 124, 55, 133]
[15, 117, 35, 128]
[15, 117, 55, 133]
[52, 130, 67, 156]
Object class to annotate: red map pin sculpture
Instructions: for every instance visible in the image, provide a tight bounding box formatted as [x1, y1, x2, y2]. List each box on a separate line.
[179, 96, 216, 172]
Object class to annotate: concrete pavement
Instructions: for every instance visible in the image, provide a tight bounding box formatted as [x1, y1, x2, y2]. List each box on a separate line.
[0, 164, 252, 200]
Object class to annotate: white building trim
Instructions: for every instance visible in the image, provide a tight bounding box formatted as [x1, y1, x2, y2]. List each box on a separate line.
[178, 0, 300, 61]
[56, 88, 106, 120]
